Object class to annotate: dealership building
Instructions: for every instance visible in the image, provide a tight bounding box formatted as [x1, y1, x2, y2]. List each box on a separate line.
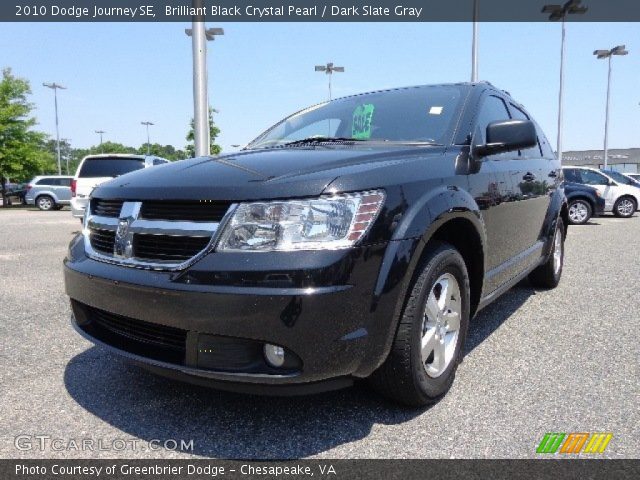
[562, 148, 640, 173]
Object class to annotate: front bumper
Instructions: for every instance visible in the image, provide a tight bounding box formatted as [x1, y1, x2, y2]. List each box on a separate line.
[64, 234, 414, 391]
[70, 197, 88, 218]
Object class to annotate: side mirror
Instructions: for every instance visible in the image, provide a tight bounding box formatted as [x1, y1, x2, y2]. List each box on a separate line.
[474, 120, 537, 158]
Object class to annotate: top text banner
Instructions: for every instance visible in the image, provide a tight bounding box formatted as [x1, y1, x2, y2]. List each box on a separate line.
[3, 0, 640, 22]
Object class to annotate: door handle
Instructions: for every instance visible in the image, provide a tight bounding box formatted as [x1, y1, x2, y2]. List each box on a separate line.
[522, 172, 536, 182]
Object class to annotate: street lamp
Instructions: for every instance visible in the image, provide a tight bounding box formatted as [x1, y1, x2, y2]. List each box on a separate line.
[185, 0, 224, 158]
[471, 0, 479, 82]
[95, 130, 105, 152]
[315, 62, 344, 101]
[141, 121, 154, 155]
[542, 0, 588, 163]
[593, 45, 629, 170]
[43, 82, 66, 175]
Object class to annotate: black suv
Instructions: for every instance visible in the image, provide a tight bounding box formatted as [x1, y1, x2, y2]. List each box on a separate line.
[64, 83, 567, 406]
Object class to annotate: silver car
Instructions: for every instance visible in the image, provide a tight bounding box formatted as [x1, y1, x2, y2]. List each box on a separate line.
[25, 175, 74, 211]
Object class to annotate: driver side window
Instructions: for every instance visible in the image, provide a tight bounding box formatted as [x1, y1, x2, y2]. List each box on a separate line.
[580, 170, 609, 186]
[474, 95, 512, 158]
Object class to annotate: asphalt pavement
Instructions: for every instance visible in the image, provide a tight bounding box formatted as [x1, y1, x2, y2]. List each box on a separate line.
[0, 208, 638, 459]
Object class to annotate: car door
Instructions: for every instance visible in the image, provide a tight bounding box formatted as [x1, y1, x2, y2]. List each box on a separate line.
[57, 177, 72, 203]
[507, 103, 553, 245]
[468, 93, 522, 292]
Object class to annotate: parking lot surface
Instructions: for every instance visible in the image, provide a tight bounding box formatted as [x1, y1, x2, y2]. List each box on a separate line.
[0, 208, 638, 459]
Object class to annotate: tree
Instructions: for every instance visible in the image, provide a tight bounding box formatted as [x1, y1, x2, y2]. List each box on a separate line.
[186, 107, 222, 157]
[136, 143, 188, 161]
[0, 68, 53, 206]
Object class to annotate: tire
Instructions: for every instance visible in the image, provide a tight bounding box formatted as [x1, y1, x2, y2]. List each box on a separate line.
[36, 195, 55, 211]
[529, 218, 565, 289]
[567, 199, 592, 225]
[369, 242, 470, 407]
[613, 196, 636, 218]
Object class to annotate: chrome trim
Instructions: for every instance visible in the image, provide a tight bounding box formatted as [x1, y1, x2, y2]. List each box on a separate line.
[83, 201, 238, 271]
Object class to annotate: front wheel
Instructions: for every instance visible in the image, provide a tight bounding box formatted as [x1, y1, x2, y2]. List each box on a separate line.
[567, 199, 592, 225]
[369, 242, 470, 406]
[529, 218, 565, 289]
[613, 197, 636, 218]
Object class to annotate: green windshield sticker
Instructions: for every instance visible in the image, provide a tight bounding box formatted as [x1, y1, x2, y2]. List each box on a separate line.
[352, 104, 375, 139]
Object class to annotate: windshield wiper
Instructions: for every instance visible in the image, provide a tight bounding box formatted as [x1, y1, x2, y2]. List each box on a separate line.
[281, 136, 368, 147]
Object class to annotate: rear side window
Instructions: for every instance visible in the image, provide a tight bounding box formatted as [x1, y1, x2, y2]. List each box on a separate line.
[59, 178, 72, 187]
[36, 178, 58, 186]
[79, 158, 145, 178]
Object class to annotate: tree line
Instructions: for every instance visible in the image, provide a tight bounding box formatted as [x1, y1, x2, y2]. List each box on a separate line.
[0, 68, 222, 202]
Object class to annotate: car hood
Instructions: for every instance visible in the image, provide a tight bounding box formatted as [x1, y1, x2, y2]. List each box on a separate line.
[94, 145, 446, 201]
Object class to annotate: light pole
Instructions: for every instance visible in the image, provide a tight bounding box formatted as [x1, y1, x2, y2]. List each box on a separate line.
[95, 130, 105, 152]
[315, 63, 345, 101]
[542, 1, 588, 163]
[185, 0, 224, 157]
[594, 45, 629, 170]
[471, 0, 479, 82]
[141, 121, 154, 155]
[43, 82, 66, 175]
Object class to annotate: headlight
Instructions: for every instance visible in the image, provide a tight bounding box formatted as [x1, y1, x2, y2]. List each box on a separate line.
[216, 190, 385, 251]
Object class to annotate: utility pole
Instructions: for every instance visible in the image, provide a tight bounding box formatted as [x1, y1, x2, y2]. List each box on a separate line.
[43, 82, 66, 175]
[141, 122, 154, 155]
[314, 62, 345, 101]
[95, 130, 105, 152]
[185, 0, 224, 157]
[471, 0, 479, 82]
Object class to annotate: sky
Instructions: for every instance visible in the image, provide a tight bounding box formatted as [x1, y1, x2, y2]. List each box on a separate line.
[0, 21, 638, 153]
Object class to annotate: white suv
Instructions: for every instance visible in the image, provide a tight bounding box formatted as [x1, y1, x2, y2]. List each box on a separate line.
[563, 166, 640, 218]
[71, 154, 168, 218]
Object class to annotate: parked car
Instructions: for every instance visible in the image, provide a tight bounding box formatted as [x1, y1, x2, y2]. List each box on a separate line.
[65, 82, 567, 406]
[3, 182, 28, 205]
[564, 182, 605, 225]
[24, 176, 73, 211]
[70, 154, 169, 219]
[562, 166, 640, 218]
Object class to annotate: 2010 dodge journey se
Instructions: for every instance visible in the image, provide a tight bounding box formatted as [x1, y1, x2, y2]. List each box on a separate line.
[64, 82, 567, 406]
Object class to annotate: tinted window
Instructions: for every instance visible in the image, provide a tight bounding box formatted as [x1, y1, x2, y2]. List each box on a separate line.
[79, 158, 144, 178]
[476, 96, 511, 143]
[580, 169, 609, 186]
[563, 169, 580, 183]
[602, 170, 637, 186]
[36, 178, 58, 186]
[248, 85, 465, 148]
[59, 178, 72, 187]
[509, 104, 542, 158]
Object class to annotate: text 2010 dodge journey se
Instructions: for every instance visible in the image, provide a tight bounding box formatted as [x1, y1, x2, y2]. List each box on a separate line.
[64, 83, 567, 406]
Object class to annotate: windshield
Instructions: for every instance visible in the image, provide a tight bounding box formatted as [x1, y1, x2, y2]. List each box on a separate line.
[247, 85, 465, 150]
[79, 158, 145, 178]
[603, 170, 639, 186]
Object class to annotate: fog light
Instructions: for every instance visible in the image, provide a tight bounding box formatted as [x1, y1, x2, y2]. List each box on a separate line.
[263, 343, 286, 368]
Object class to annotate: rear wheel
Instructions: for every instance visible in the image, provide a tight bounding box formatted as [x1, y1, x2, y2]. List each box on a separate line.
[369, 242, 470, 406]
[567, 199, 592, 225]
[613, 197, 636, 218]
[36, 195, 55, 211]
[529, 218, 564, 289]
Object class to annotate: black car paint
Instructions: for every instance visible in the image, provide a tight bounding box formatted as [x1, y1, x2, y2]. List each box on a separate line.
[564, 182, 605, 216]
[64, 83, 567, 393]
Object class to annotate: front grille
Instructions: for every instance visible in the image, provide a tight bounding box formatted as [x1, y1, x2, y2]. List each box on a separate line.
[132, 234, 211, 262]
[140, 201, 232, 222]
[89, 229, 116, 254]
[92, 198, 124, 217]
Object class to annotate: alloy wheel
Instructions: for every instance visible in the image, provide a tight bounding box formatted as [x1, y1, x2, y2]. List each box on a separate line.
[421, 273, 461, 378]
[568, 201, 589, 223]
